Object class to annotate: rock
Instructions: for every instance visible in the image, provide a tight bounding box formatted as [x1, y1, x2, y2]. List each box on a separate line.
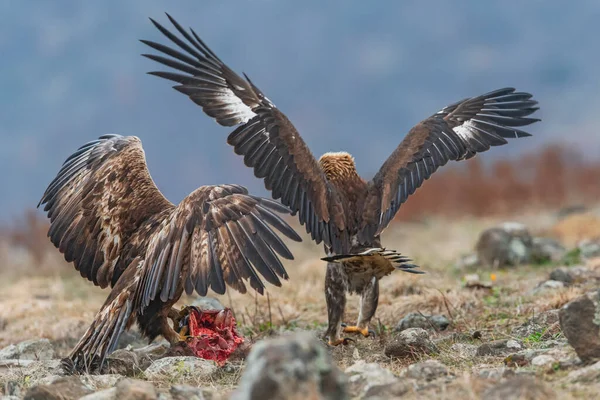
[403, 360, 448, 381]
[80, 388, 117, 400]
[578, 239, 600, 259]
[530, 280, 565, 294]
[477, 367, 514, 380]
[106, 349, 140, 375]
[345, 360, 398, 396]
[24, 376, 93, 400]
[567, 360, 600, 383]
[454, 253, 480, 269]
[363, 381, 413, 399]
[170, 384, 210, 400]
[559, 291, 600, 363]
[549, 267, 574, 284]
[395, 312, 450, 332]
[450, 343, 478, 358]
[482, 376, 556, 400]
[463, 273, 493, 290]
[384, 328, 438, 358]
[134, 342, 170, 370]
[531, 237, 566, 263]
[191, 297, 225, 311]
[232, 332, 347, 400]
[144, 356, 217, 381]
[477, 339, 523, 357]
[512, 309, 560, 338]
[115, 379, 157, 400]
[81, 374, 124, 390]
[476, 222, 533, 268]
[0, 338, 54, 361]
[531, 354, 556, 368]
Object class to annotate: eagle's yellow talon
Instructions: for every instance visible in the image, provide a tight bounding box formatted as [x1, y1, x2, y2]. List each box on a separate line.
[178, 326, 190, 342]
[342, 325, 373, 337]
[328, 337, 354, 346]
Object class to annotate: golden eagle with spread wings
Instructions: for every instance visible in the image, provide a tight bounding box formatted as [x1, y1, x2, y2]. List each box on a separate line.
[38, 134, 301, 372]
[142, 14, 541, 345]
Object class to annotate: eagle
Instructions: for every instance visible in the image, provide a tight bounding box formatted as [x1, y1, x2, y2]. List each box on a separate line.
[38, 134, 301, 372]
[141, 14, 541, 345]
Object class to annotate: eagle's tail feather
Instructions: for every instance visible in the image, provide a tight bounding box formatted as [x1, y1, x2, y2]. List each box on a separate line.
[65, 278, 137, 374]
[321, 247, 425, 274]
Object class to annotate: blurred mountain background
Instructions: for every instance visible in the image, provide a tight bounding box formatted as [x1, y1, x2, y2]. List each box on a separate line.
[1, 0, 599, 222]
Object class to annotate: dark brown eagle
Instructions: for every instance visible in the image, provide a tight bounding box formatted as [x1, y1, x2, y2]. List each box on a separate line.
[38, 134, 301, 372]
[142, 14, 541, 345]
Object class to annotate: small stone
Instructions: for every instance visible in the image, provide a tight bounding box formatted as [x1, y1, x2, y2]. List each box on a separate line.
[232, 332, 347, 400]
[531, 354, 556, 368]
[191, 297, 225, 311]
[531, 237, 566, 263]
[384, 328, 438, 358]
[144, 357, 217, 382]
[403, 360, 448, 381]
[549, 267, 574, 284]
[345, 360, 398, 396]
[0, 338, 55, 361]
[450, 343, 478, 358]
[567, 360, 600, 383]
[476, 223, 532, 268]
[79, 388, 117, 400]
[394, 312, 450, 332]
[170, 384, 207, 400]
[531, 280, 564, 295]
[578, 239, 600, 259]
[559, 292, 600, 363]
[115, 378, 157, 400]
[23, 376, 93, 400]
[482, 376, 555, 400]
[477, 339, 522, 357]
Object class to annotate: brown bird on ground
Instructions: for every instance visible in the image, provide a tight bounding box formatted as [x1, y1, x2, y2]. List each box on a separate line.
[141, 14, 541, 345]
[38, 134, 301, 372]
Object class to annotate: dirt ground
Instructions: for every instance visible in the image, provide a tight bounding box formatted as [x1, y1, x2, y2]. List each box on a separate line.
[1, 210, 600, 398]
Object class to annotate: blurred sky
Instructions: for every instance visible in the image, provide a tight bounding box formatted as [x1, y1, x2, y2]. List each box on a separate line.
[1, 1, 599, 222]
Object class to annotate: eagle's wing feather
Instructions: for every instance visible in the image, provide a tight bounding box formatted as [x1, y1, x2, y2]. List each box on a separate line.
[136, 184, 302, 310]
[142, 14, 347, 253]
[360, 88, 540, 240]
[38, 134, 174, 289]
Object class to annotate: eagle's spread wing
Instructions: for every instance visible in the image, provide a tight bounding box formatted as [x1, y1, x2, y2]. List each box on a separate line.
[360, 88, 540, 240]
[141, 14, 347, 253]
[38, 134, 173, 288]
[135, 183, 302, 310]
[39, 135, 301, 304]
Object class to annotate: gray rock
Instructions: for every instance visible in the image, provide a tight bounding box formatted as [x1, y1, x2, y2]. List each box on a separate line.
[531, 280, 565, 295]
[79, 388, 117, 400]
[134, 342, 170, 370]
[531, 354, 556, 368]
[191, 297, 225, 311]
[170, 384, 209, 400]
[567, 360, 600, 383]
[232, 332, 347, 400]
[403, 360, 448, 381]
[395, 312, 450, 332]
[363, 380, 413, 399]
[345, 360, 398, 396]
[476, 222, 533, 268]
[559, 291, 600, 363]
[81, 374, 124, 390]
[512, 309, 560, 338]
[477, 367, 513, 380]
[549, 267, 574, 284]
[115, 378, 157, 400]
[450, 343, 478, 358]
[23, 376, 93, 400]
[477, 339, 523, 357]
[106, 349, 140, 376]
[144, 357, 217, 381]
[531, 237, 566, 263]
[384, 328, 438, 358]
[482, 376, 556, 400]
[578, 239, 600, 259]
[0, 338, 54, 361]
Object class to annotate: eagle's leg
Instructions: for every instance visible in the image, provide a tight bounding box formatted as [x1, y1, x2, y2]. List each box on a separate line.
[324, 262, 353, 346]
[343, 276, 378, 337]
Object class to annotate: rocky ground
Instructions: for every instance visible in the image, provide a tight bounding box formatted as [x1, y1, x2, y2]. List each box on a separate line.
[1, 208, 600, 399]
